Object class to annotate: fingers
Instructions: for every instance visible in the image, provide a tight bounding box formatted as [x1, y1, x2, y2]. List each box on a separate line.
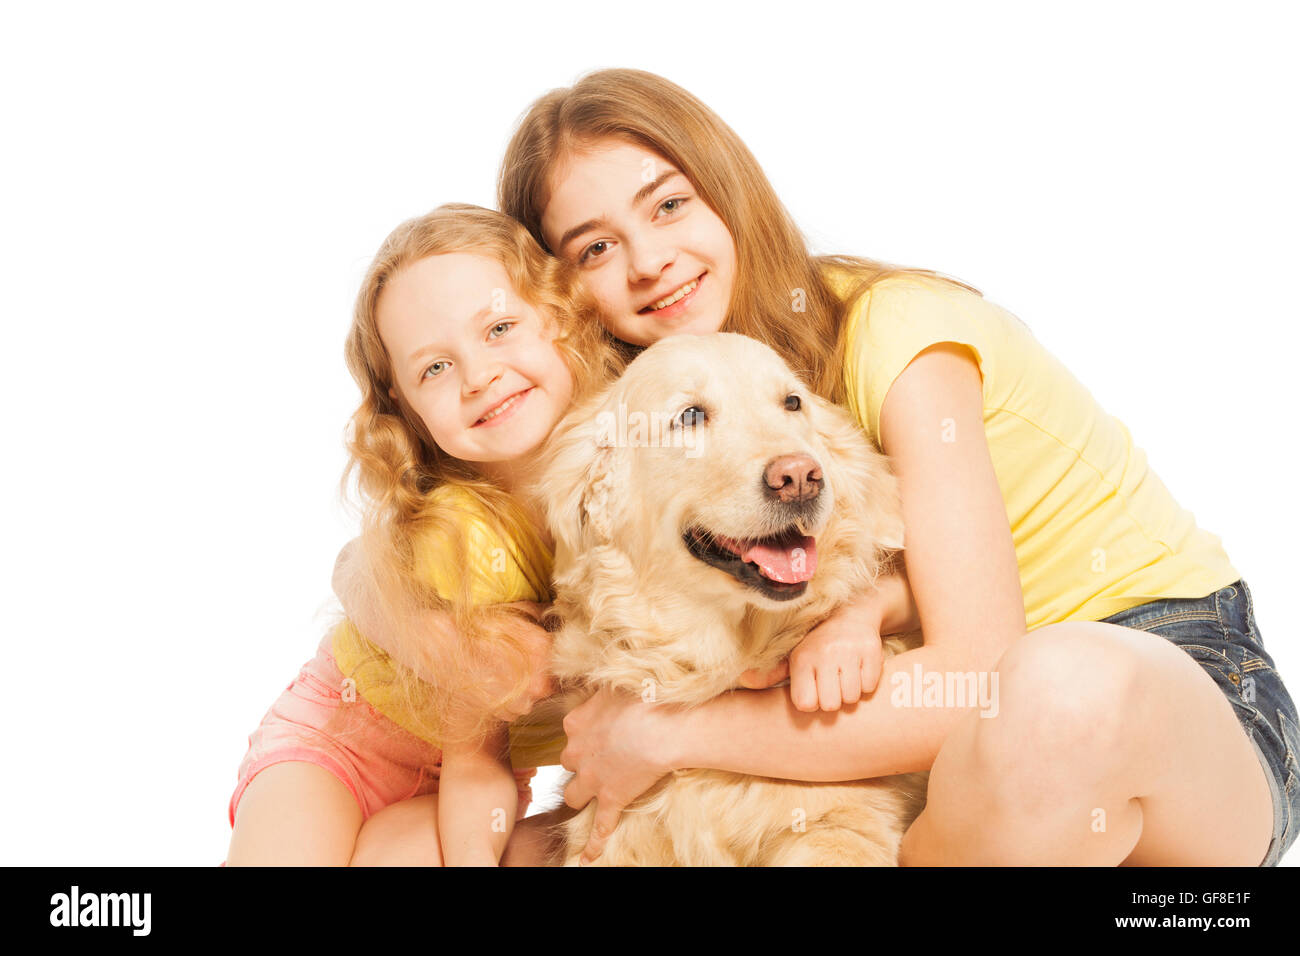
[815, 664, 843, 712]
[579, 798, 622, 865]
[560, 755, 596, 811]
[789, 653, 820, 712]
[861, 641, 884, 694]
[559, 707, 592, 809]
[792, 659, 868, 712]
[501, 612, 558, 714]
[788, 626, 889, 711]
[836, 664, 862, 711]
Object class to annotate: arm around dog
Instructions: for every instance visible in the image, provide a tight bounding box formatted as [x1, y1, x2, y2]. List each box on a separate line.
[689, 343, 1023, 772]
[561, 344, 1026, 852]
[698, 343, 1022, 767]
[332, 538, 553, 720]
[332, 538, 461, 683]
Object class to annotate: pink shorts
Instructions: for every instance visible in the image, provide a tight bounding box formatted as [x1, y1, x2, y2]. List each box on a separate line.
[229, 633, 536, 826]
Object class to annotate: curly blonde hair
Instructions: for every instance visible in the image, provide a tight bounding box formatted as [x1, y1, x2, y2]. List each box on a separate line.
[339, 203, 625, 747]
[498, 68, 978, 403]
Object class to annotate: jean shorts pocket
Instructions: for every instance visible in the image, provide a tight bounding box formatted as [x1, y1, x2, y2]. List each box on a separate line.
[1179, 643, 1234, 678]
[1216, 582, 1271, 648]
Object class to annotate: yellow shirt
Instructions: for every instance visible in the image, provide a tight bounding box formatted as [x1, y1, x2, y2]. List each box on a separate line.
[330, 484, 564, 767]
[835, 270, 1239, 629]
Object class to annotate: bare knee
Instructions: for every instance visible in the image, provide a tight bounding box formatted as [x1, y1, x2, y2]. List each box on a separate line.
[226, 762, 363, 866]
[350, 795, 443, 866]
[973, 624, 1147, 803]
[502, 805, 578, 867]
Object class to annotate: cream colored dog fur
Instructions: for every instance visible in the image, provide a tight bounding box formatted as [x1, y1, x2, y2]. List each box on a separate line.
[533, 333, 928, 866]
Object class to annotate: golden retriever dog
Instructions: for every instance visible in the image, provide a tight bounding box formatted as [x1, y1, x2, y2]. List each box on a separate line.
[532, 332, 928, 866]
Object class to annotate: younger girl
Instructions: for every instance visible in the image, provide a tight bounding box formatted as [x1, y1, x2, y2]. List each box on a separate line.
[226, 204, 620, 865]
[493, 69, 1299, 866]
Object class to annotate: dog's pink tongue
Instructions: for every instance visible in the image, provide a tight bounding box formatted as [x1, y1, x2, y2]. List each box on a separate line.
[744, 536, 817, 583]
[743, 535, 818, 583]
[712, 533, 819, 583]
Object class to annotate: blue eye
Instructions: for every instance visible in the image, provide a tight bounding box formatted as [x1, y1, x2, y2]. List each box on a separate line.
[423, 360, 448, 379]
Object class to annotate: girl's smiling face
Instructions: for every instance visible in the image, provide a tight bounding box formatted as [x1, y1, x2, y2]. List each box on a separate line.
[540, 139, 737, 346]
[377, 252, 574, 475]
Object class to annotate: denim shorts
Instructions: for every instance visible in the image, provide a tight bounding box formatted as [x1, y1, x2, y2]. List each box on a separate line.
[1100, 580, 1300, 866]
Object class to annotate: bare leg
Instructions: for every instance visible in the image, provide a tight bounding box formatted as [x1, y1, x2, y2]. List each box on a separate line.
[226, 762, 363, 866]
[350, 796, 578, 866]
[350, 794, 443, 865]
[502, 806, 579, 867]
[899, 622, 1274, 865]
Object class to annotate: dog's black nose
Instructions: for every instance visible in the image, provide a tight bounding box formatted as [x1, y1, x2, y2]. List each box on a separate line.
[764, 454, 822, 503]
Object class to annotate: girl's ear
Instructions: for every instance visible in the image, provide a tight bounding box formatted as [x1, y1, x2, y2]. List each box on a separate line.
[531, 384, 627, 555]
[811, 394, 905, 555]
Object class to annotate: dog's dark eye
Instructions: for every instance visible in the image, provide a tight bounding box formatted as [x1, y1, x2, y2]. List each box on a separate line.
[675, 406, 708, 428]
[785, 394, 802, 412]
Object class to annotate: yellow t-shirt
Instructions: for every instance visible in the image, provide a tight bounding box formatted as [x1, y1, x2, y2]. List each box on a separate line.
[330, 484, 564, 768]
[834, 270, 1239, 630]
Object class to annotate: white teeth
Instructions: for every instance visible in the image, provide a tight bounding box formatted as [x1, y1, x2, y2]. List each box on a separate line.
[649, 279, 697, 311]
[477, 390, 527, 424]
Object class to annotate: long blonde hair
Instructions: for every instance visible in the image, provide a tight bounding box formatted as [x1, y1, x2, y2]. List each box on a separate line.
[498, 68, 978, 404]
[341, 203, 624, 747]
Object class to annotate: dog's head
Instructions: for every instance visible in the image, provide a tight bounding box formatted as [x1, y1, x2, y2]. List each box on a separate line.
[534, 333, 902, 622]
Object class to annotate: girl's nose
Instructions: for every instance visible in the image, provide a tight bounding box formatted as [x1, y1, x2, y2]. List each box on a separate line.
[462, 359, 503, 396]
[627, 237, 676, 283]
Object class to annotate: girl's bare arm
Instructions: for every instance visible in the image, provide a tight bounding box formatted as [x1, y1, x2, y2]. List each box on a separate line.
[332, 540, 553, 718]
[332, 539, 460, 683]
[437, 725, 519, 866]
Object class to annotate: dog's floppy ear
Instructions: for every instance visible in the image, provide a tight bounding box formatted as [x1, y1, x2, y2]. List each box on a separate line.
[529, 384, 628, 556]
[811, 395, 906, 554]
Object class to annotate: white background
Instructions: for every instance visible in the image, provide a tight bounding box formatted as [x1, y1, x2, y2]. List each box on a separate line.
[2, 0, 1296, 866]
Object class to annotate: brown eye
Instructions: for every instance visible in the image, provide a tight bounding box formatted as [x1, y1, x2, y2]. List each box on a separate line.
[675, 406, 708, 428]
[580, 240, 610, 264]
[785, 394, 801, 411]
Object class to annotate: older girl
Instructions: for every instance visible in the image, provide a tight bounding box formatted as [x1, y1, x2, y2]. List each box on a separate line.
[494, 69, 1297, 866]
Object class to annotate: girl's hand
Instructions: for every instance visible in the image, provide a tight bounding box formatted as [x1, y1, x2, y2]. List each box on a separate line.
[560, 687, 678, 864]
[739, 617, 884, 711]
[485, 601, 557, 722]
[786, 618, 885, 712]
[740, 590, 892, 710]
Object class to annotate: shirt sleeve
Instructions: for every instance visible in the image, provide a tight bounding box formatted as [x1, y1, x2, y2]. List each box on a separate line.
[411, 488, 548, 605]
[842, 275, 993, 444]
